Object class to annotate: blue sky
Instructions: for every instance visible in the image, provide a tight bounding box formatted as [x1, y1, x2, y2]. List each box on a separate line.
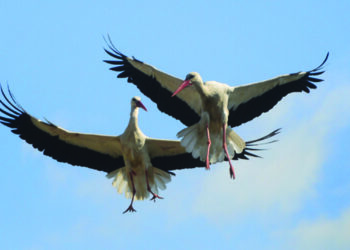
[1, 1, 350, 249]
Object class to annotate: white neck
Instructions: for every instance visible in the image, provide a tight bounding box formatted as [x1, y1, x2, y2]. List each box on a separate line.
[127, 106, 139, 130]
[193, 80, 208, 98]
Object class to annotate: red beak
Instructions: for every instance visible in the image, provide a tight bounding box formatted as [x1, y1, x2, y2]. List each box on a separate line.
[136, 100, 147, 111]
[172, 80, 191, 97]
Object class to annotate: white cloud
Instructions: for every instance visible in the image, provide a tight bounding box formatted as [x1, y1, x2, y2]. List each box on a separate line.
[289, 206, 350, 250]
[191, 83, 350, 222]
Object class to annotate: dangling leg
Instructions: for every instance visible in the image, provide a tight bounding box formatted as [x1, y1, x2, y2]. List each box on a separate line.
[123, 172, 137, 213]
[145, 169, 163, 202]
[222, 124, 236, 179]
[206, 124, 211, 170]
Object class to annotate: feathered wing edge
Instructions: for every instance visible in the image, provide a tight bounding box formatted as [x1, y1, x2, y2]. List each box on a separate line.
[103, 36, 201, 127]
[288, 51, 329, 92]
[0, 84, 125, 173]
[232, 128, 281, 160]
[228, 53, 329, 128]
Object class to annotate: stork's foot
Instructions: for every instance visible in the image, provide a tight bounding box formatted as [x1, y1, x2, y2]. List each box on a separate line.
[150, 193, 163, 202]
[123, 172, 137, 213]
[206, 125, 211, 170]
[222, 124, 236, 180]
[145, 169, 164, 202]
[206, 160, 211, 170]
[229, 166, 236, 180]
[123, 204, 137, 214]
[148, 189, 164, 202]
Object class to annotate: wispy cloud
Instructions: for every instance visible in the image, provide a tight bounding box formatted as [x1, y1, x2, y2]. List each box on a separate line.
[288, 206, 350, 250]
[191, 83, 350, 223]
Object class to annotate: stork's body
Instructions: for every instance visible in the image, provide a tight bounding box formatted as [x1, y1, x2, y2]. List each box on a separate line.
[120, 97, 149, 184]
[114, 97, 165, 213]
[173, 74, 245, 178]
[104, 38, 328, 179]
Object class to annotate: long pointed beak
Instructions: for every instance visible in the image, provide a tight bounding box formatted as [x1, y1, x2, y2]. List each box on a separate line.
[136, 100, 147, 111]
[172, 80, 191, 97]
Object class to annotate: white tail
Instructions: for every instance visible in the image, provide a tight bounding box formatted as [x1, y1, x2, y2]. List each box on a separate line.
[177, 124, 245, 163]
[106, 166, 171, 200]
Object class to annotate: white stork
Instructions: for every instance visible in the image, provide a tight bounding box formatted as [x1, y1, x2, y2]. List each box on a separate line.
[104, 38, 328, 179]
[0, 85, 275, 212]
[0, 86, 207, 213]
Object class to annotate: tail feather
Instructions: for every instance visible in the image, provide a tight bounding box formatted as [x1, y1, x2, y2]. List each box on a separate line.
[178, 124, 281, 162]
[107, 166, 171, 200]
[192, 146, 202, 159]
[211, 138, 226, 163]
[107, 167, 134, 199]
[178, 123, 246, 163]
[180, 131, 193, 148]
[186, 134, 198, 153]
[177, 124, 196, 138]
[226, 126, 245, 154]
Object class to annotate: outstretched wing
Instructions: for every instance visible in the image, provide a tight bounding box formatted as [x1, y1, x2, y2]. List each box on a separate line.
[228, 53, 328, 127]
[146, 138, 205, 172]
[0, 86, 124, 173]
[104, 37, 201, 126]
[232, 128, 281, 160]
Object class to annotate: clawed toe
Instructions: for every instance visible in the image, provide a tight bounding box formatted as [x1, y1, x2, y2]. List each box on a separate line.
[206, 161, 211, 170]
[229, 167, 236, 179]
[150, 193, 163, 202]
[123, 204, 137, 214]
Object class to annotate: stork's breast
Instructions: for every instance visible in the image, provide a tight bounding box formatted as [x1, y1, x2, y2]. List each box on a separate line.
[203, 95, 227, 122]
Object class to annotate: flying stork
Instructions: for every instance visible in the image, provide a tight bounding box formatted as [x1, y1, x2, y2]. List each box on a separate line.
[0, 86, 202, 213]
[0, 85, 275, 212]
[104, 38, 328, 179]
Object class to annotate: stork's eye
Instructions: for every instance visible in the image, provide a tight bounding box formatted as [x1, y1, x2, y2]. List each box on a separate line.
[132, 97, 137, 102]
[186, 74, 194, 80]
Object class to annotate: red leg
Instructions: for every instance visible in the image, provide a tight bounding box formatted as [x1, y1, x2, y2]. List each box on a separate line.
[123, 172, 137, 213]
[206, 124, 211, 170]
[223, 124, 236, 179]
[145, 169, 163, 202]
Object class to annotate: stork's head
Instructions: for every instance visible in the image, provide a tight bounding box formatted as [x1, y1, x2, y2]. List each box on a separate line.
[172, 72, 202, 97]
[131, 96, 147, 111]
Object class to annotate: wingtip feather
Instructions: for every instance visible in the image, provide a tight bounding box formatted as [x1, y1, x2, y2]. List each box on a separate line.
[310, 52, 329, 73]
